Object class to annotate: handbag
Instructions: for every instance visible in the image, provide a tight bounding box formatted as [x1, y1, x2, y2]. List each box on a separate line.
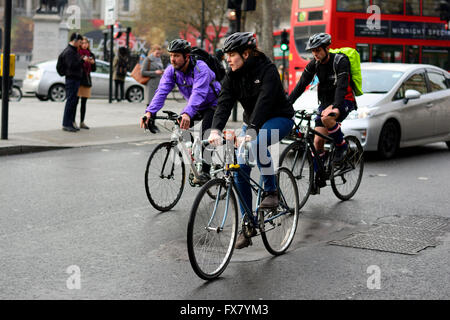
[131, 62, 150, 85]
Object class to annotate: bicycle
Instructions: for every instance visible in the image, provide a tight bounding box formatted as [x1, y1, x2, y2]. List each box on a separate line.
[187, 139, 300, 280]
[279, 109, 364, 207]
[143, 111, 223, 212]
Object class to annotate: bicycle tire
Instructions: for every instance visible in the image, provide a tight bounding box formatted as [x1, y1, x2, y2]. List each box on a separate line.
[260, 167, 300, 256]
[187, 178, 238, 280]
[145, 142, 185, 211]
[330, 136, 364, 201]
[279, 141, 313, 210]
[10, 86, 22, 102]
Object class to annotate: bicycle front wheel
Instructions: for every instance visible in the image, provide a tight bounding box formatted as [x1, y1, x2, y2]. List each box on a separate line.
[279, 141, 313, 210]
[145, 142, 185, 211]
[187, 178, 238, 280]
[260, 167, 300, 256]
[330, 135, 364, 201]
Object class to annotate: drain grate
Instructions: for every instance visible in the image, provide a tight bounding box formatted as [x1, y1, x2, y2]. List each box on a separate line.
[329, 215, 450, 255]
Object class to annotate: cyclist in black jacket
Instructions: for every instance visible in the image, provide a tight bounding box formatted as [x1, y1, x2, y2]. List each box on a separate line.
[208, 32, 295, 249]
[289, 33, 356, 172]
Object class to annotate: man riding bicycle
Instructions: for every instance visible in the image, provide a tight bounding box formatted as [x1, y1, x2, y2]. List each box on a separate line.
[288, 33, 356, 191]
[140, 39, 221, 183]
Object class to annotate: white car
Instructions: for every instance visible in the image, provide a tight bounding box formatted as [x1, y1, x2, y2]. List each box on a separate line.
[23, 59, 145, 103]
[292, 62, 450, 158]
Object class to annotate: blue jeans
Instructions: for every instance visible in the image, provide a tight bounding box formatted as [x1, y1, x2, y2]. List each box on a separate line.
[234, 117, 294, 216]
[62, 78, 81, 127]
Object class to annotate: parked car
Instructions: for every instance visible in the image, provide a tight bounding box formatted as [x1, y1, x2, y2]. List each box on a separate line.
[23, 59, 145, 103]
[293, 62, 450, 158]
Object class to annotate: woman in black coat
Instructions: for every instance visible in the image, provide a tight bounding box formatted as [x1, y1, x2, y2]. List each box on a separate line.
[208, 32, 295, 249]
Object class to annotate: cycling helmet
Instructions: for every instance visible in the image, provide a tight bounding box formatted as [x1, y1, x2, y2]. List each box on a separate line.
[223, 32, 256, 53]
[305, 33, 331, 51]
[167, 39, 191, 54]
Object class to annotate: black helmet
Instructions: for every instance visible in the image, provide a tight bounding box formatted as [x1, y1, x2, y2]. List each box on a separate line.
[223, 32, 256, 53]
[305, 33, 331, 51]
[167, 39, 191, 54]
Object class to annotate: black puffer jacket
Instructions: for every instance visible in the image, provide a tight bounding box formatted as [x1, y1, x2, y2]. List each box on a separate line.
[61, 44, 84, 80]
[212, 53, 294, 132]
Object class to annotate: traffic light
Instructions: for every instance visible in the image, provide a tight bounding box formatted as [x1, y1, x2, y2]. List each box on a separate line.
[440, 0, 450, 22]
[280, 29, 289, 51]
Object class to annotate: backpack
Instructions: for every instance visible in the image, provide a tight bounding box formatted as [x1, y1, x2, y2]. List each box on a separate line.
[329, 47, 364, 96]
[56, 49, 66, 77]
[190, 47, 225, 82]
[172, 47, 223, 97]
[116, 56, 128, 78]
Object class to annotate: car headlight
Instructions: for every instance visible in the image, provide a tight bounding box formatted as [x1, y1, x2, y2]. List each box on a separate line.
[347, 107, 373, 120]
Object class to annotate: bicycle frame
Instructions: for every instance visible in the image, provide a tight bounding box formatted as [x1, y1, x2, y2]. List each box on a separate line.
[206, 162, 292, 233]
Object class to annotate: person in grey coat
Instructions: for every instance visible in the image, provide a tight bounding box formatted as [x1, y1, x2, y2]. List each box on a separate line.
[141, 44, 165, 105]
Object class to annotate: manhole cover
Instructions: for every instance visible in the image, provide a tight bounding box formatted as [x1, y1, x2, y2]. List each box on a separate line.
[329, 215, 450, 255]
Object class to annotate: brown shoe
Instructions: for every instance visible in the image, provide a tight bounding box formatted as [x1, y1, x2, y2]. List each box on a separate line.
[80, 122, 90, 129]
[234, 231, 252, 249]
[260, 191, 279, 208]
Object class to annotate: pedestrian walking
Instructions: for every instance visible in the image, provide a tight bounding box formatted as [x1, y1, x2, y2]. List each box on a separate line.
[141, 44, 165, 106]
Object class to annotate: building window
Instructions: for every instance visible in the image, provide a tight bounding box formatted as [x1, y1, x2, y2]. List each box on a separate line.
[422, 0, 440, 16]
[337, 0, 369, 12]
[372, 45, 403, 63]
[123, 0, 130, 12]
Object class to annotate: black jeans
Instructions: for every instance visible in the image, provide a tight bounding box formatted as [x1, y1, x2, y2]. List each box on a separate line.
[62, 78, 80, 127]
[115, 80, 125, 101]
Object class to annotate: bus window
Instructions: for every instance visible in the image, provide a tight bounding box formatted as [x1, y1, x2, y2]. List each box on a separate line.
[405, 46, 420, 64]
[405, 0, 420, 15]
[356, 44, 370, 62]
[373, 0, 403, 15]
[422, 0, 441, 16]
[337, 0, 368, 12]
[299, 0, 325, 9]
[372, 45, 403, 63]
[422, 47, 450, 70]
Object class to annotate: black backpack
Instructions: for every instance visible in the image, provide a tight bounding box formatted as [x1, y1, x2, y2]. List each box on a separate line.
[116, 56, 128, 78]
[56, 49, 67, 77]
[190, 47, 225, 82]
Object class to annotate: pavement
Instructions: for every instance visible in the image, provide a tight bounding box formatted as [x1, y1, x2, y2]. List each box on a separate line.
[0, 97, 245, 156]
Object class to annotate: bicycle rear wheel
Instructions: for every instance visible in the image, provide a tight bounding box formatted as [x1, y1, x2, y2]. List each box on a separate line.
[330, 135, 364, 201]
[187, 178, 238, 280]
[145, 142, 185, 211]
[279, 141, 313, 209]
[260, 167, 300, 256]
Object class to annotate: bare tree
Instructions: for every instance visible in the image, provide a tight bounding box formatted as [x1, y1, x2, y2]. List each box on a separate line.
[134, 0, 228, 51]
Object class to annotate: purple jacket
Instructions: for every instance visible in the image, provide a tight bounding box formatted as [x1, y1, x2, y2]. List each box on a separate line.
[145, 59, 221, 118]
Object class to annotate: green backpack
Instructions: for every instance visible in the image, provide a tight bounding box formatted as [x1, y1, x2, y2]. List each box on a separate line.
[329, 47, 364, 96]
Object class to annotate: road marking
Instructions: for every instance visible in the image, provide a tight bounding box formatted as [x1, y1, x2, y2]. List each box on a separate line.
[418, 177, 428, 180]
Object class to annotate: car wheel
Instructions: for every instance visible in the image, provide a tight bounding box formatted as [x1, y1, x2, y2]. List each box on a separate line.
[127, 86, 144, 103]
[446, 141, 450, 150]
[49, 84, 66, 102]
[378, 121, 400, 159]
[36, 93, 49, 101]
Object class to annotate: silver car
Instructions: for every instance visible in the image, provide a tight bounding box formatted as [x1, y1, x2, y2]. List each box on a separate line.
[293, 63, 450, 158]
[23, 59, 145, 103]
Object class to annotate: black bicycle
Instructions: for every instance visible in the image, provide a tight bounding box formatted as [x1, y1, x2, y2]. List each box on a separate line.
[280, 110, 364, 207]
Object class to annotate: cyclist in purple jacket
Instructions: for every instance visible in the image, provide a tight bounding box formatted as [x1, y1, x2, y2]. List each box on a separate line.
[140, 39, 221, 183]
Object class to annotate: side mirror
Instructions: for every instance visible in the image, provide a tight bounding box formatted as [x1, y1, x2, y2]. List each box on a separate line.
[403, 89, 421, 104]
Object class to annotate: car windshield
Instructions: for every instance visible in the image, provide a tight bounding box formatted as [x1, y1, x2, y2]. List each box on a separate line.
[361, 70, 404, 94]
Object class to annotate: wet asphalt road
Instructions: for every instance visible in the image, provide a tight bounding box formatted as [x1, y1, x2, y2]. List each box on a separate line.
[0, 141, 449, 300]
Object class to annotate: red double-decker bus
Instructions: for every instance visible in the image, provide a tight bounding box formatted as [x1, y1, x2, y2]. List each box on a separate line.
[288, 0, 450, 92]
